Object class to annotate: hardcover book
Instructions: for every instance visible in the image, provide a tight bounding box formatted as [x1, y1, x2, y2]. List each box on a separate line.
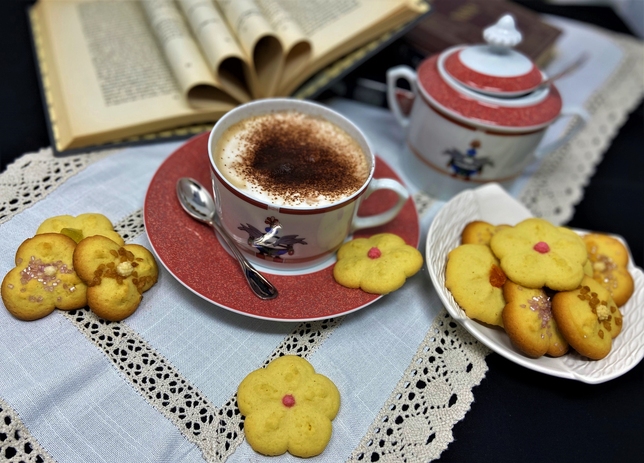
[405, 0, 562, 66]
[29, 0, 429, 154]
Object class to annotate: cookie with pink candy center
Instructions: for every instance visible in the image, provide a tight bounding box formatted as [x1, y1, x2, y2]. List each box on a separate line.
[490, 218, 587, 291]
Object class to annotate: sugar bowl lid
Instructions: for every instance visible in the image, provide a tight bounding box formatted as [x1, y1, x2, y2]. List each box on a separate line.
[442, 15, 544, 97]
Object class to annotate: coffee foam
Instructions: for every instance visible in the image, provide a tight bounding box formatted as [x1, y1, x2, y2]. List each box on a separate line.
[214, 111, 370, 207]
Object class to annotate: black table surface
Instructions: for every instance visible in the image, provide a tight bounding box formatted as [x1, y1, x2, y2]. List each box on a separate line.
[0, 1, 642, 462]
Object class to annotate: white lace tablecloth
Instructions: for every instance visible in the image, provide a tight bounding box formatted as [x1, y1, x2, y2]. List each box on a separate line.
[0, 18, 642, 463]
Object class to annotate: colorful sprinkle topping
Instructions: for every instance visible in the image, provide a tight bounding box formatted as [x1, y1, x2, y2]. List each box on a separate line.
[528, 294, 552, 328]
[19, 257, 73, 292]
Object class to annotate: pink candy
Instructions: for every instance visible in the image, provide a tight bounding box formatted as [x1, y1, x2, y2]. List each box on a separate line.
[367, 247, 382, 259]
[282, 394, 296, 407]
[533, 241, 550, 253]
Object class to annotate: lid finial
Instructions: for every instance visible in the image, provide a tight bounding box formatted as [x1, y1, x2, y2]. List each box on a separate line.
[483, 14, 522, 50]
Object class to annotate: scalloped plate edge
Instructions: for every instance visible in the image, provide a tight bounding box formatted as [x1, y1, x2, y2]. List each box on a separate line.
[426, 183, 644, 384]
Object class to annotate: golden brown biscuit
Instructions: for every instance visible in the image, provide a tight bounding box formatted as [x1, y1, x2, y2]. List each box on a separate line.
[490, 218, 587, 291]
[552, 276, 623, 360]
[237, 356, 340, 458]
[73, 235, 158, 321]
[37, 213, 124, 245]
[461, 221, 511, 245]
[502, 281, 568, 358]
[445, 244, 506, 327]
[333, 233, 423, 294]
[583, 234, 634, 307]
[1, 233, 87, 320]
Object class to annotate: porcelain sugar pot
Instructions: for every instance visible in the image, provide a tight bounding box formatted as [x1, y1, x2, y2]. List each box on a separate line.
[387, 14, 588, 199]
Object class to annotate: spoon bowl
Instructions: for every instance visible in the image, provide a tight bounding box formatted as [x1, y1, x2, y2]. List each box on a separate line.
[176, 178, 217, 223]
[176, 177, 278, 300]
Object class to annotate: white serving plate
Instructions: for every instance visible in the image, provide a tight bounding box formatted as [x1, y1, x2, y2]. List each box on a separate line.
[426, 183, 644, 384]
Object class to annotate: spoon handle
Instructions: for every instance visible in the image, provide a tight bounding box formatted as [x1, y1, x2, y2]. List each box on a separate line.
[537, 52, 588, 91]
[210, 220, 278, 300]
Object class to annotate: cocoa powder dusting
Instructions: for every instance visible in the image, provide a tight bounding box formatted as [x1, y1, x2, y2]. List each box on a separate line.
[231, 112, 368, 205]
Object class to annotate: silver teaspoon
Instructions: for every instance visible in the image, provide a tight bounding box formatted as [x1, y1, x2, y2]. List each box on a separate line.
[533, 52, 589, 93]
[176, 177, 278, 300]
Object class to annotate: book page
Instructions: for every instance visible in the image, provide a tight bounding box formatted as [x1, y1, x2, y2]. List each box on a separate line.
[141, 0, 238, 107]
[177, 0, 251, 102]
[32, 0, 234, 151]
[256, 0, 311, 96]
[215, 0, 284, 98]
[276, 0, 428, 95]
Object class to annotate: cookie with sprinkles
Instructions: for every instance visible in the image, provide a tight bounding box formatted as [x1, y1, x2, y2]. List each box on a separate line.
[1, 233, 87, 320]
[73, 235, 158, 321]
[552, 276, 623, 360]
[583, 233, 634, 307]
[502, 280, 568, 358]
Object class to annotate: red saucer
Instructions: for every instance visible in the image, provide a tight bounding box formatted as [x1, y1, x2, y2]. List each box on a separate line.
[144, 132, 420, 321]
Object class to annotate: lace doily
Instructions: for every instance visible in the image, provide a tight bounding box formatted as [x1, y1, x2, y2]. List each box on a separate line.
[519, 32, 644, 224]
[0, 397, 56, 463]
[0, 148, 115, 225]
[59, 301, 345, 461]
[348, 312, 489, 462]
[0, 208, 489, 463]
[1, 30, 642, 463]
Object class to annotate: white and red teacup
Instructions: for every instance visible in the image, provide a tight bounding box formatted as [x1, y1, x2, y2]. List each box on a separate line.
[208, 98, 409, 273]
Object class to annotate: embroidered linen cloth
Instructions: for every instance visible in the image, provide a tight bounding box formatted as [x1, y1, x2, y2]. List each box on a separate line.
[0, 17, 642, 463]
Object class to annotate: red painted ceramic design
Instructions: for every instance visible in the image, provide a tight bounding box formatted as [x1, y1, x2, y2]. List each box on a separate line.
[443, 49, 543, 97]
[419, 53, 562, 130]
[144, 132, 420, 322]
[386, 14, 588, 199]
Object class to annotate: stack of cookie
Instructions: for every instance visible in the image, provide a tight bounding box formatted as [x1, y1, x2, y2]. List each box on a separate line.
[1, 213, 158, 322]
[445, 218, 634, 360]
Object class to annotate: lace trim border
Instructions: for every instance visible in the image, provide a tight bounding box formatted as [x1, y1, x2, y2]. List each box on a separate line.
[520, 33, 644, 224]
[347, 311, 490, 462]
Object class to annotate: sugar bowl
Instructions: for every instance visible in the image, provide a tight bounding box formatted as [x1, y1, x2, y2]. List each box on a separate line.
[387, 14, 588, 199]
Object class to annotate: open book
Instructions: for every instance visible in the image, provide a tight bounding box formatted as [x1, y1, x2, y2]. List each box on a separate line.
[29, 0, 429, 153]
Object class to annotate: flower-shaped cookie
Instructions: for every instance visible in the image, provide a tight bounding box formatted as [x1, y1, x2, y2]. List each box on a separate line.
[73, 235, 158, 321]
[445, 244, 506, 326]
[461, 220, 510, 245]
[237, 355, 340, 458]
[37, 213, 124, 245]
[1, 233, 87, 320]
[490, 218, 587, 291]
[552, 276, 623, 360]
[583, 234, 634, 307]
[502, 281, 568, 358]
[333, 233, 423, 294]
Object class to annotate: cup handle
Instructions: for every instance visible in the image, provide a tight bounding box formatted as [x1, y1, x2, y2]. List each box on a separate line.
[386, 66, 418, 128]
[351, 178, 410, 232]
[534, 106, 589, 158]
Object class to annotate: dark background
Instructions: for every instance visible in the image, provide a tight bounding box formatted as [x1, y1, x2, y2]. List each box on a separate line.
[0, 1, 642, 462]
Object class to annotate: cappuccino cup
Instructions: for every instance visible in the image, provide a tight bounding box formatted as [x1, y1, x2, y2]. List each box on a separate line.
[208, 98, 410, 273]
